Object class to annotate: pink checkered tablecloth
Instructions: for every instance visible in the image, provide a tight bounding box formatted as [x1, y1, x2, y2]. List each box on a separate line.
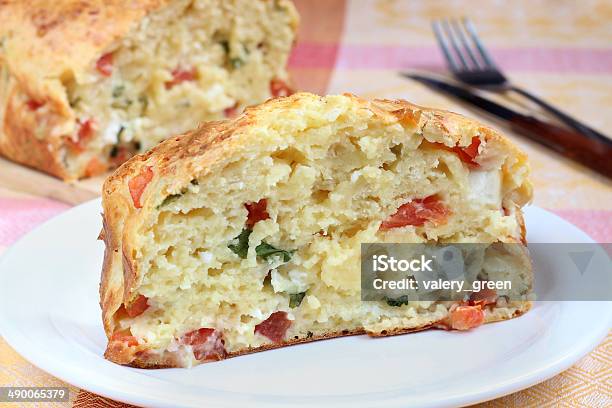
[1, 1, 611, 406]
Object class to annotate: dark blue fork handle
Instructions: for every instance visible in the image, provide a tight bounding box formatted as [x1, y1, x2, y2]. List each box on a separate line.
[510, 86, 612, 146]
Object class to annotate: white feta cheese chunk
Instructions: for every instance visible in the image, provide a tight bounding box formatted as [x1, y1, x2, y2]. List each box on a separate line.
[271, 268, 310, 294]
[198, 251, 213, 264]
[468, 169, 501, 207]
[102, 119, 122, 144]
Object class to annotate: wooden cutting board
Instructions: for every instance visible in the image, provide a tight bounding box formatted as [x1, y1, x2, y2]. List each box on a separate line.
[0, 157, 104, 204]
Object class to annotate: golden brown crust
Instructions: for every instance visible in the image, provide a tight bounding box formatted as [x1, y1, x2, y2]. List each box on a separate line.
[0, 79, 70, 178]
[99, 92, 533, 366]
[0, 0, 165, 101]
[110, 302, 532, 368]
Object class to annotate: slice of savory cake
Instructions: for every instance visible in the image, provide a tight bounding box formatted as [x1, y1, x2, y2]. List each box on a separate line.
[0, 0, 298, 180]
[100, 93, 533, 368]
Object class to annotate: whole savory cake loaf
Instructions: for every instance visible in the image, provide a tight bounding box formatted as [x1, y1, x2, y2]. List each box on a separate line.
[0, 0, 298, 180]
[100, 93, 533, 368]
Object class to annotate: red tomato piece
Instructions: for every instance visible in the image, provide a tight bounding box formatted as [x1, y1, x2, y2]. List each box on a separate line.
[110, 331, 138, 347]
[125, 294, 149, 318]
[110, 146, 132, 167]
[65, 118, 96, 153]
[452, 137, 481, 166]
[181, 328, 227, 361]
[395, 108, 421, 128]
[165, 66, 197, 89]
[431, 137, 481, 167]
[224, 103, 239, 118]
[380, 195, 450, 230]
[84, 157, 107, 177]
[468, 287, 497, 307]
[245, 199, 270, 227]
[128, 166, 154, 208]
[255, 311, 292, 343]
[78, 118, 96, 140]
[26, 99, 44, 111]
[96, 52, 114, 76]
[449, 305, 485, 330]
[270, 78, 294, 98]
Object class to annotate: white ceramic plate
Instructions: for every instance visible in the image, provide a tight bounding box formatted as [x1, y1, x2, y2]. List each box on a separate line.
[0, 200, 610, 408]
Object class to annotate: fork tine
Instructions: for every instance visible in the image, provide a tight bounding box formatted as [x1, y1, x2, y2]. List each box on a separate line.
[449, 19, 480, 69]
[432, 20, 459, 72]
[440, 19, 468, 70]
[462, 18, 495, 68]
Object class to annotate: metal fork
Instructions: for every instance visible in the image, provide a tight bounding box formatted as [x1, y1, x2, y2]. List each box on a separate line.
[432, 18, 610, 144]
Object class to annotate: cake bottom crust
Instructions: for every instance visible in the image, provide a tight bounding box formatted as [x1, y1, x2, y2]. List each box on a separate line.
[106, 302, 531, 369]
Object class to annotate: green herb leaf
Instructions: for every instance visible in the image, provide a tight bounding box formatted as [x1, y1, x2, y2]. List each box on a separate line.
[157, 193, 182, 209]
[190, 179, 199, 186]
[112, 85, 125, 98]
[228, 228, 252, 259]
[111, 99, 132, 109]
[386, 295, 410, 307]
[306, 331, 313, 338]
[289, 292, 306, 308]
[116, 125, 125, 143]
[255, 241, 294, 262]
[229, 228, 295, 262]
[230, 57, 244, 69]
[138, 94, 148, 115]
[220, 40, 230, 54]
[69, 96, 81, 108]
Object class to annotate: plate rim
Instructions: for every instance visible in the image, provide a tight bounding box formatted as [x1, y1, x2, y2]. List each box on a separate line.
[0, 199, 610, 408]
